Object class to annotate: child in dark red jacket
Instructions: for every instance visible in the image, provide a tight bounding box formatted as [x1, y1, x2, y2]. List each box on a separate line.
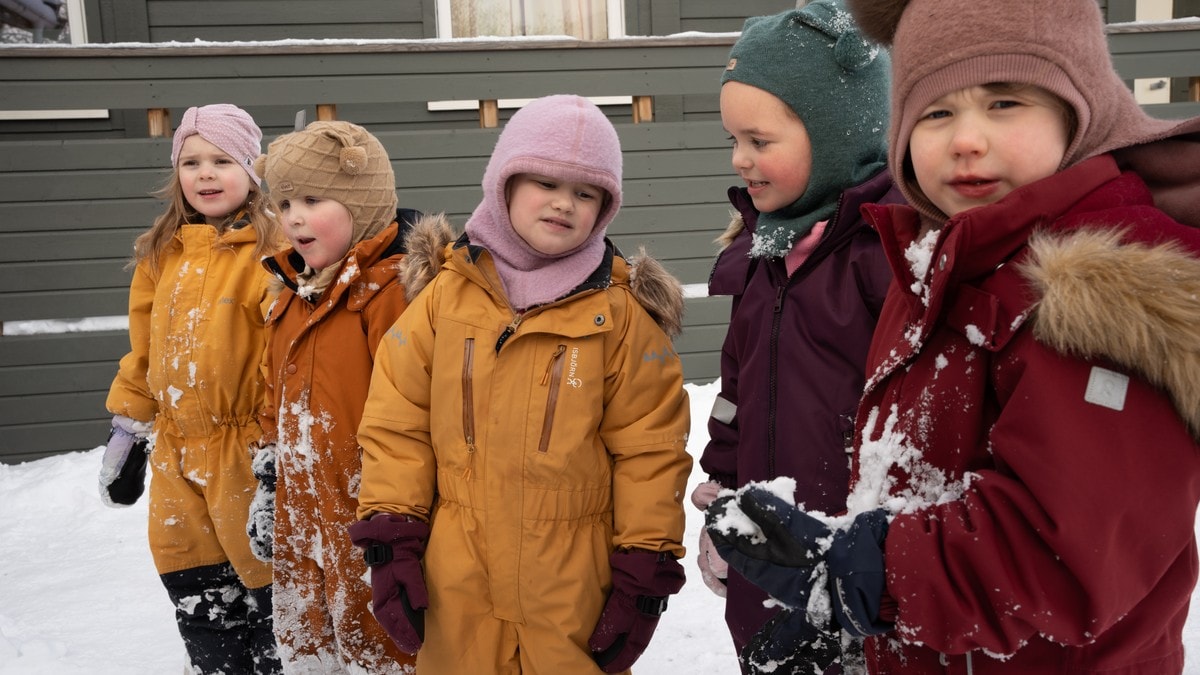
[707, 0, 1200, 673]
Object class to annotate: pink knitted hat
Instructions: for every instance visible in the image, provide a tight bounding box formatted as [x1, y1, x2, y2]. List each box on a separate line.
[847, 0, 1200, 226]
[170, 104, 263, 186]
[465, 94, 623, 310]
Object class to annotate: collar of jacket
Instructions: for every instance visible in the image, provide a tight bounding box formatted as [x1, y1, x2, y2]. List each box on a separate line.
[263, 207, 419, 317]
[451, 231, 617, 308]
[863, 155, 1123, 331]
[709, 168, 898, 296]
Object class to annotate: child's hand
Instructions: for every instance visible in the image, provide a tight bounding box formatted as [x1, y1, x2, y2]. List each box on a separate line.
[246, 445, 277, 562]
[98, 415, 151, 507]
[589, 549, 685, 673]
[349, 513, 431, 654]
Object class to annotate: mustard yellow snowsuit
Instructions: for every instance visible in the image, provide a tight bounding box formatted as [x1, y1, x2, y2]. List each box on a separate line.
[357, 234, 692, 674]
[107, 220, 274, 588]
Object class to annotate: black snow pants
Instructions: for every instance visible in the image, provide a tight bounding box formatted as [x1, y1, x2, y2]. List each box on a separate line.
[160, 562, 282, 674]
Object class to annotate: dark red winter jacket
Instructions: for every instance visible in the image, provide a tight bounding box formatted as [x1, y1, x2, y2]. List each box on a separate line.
[855, 154, 1200, 673]
[700, 168, 900, 651]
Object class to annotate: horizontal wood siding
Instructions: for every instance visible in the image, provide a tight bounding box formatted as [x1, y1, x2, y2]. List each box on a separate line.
[0, 22, 1196, 463]
[146, 0, 426, 42]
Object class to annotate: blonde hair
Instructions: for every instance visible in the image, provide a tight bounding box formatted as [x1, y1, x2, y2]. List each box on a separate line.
[131, 167, 284, 273]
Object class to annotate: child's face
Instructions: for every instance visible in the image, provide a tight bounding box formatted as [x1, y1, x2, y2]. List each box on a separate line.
[277, 195, 354, 271]
[720, 81, 812, 215]
[177, 135, 253, 225]
[506, 173, 604, 257]
[909, 84, 1070, 218]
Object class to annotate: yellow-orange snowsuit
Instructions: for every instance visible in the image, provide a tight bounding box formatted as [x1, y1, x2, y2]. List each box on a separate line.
[260, 218, 421, 673]
[358, 233, 692, 674]
[106, 220, 274, 587]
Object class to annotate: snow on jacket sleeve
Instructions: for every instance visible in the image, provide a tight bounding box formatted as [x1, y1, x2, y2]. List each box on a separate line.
[105, 260, 158, 424]
[884, 334, 1200, 657]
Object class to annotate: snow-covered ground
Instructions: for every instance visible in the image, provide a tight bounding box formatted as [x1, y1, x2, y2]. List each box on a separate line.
[0, 379, 1197, 673]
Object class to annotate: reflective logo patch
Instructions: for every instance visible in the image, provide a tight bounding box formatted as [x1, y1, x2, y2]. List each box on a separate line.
[1084, 366, 1128, 412]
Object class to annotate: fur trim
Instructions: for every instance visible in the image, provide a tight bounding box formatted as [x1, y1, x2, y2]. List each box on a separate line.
[627, 247, 686, 339]
[1020, 227, 1200, 440]
[845, 0, 909, 46]
[715, 211, 746, 251]
[399, 213, 458, 302]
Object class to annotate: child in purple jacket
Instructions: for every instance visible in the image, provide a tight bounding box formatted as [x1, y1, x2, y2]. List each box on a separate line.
[692, 1, 901, 672]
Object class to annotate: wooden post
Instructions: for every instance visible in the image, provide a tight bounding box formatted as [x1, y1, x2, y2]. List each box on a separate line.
[479, 100, 499, 128]
[316, 104, 337, 121]
[147, 108, 171, 137]
[1191, 77, 1200, 102]
[632, 96, 654, 123]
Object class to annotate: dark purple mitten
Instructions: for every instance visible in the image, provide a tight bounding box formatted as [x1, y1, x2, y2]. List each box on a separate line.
[588, 548, 686, 673]
[348, 513, 431, 654]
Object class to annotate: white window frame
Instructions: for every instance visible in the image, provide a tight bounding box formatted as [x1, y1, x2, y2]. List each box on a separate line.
[429, 0, 629, 113]
[0, 0, 108, 120]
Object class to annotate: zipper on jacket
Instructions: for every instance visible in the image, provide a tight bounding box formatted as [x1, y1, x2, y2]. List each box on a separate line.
[495, 313, 524, 352]
[537, 345, 568, 454]
[767, 279, 785, 475]
[462, 338, 477, 479]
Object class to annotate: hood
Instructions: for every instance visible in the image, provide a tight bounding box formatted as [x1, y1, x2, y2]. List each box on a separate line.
[1021, 226, 1200, 440]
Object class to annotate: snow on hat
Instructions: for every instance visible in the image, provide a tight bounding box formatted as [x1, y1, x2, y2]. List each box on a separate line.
[721, 0, 889, 255]
[257, 120, 398, 244]
[464, 94, 622, 310]
[171, 104, 263, 186]
[847, 0, 1200, 225]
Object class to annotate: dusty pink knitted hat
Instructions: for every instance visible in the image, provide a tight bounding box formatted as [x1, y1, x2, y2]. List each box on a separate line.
[847, 0, 1200, 226]
[465, 94, 623, 310]
[170, 104, 263, 186]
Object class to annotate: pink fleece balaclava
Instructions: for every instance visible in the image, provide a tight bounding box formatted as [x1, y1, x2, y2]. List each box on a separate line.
[170, 104, 264, 186]
[847, 0, 1200, 226]
[465, 94, 623, 311]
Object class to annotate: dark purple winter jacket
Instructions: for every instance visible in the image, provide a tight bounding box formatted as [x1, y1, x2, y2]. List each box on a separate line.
[700, 168, 901, 651]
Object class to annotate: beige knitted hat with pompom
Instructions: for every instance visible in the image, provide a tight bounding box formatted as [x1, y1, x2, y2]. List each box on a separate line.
[257, 120, 398, 243]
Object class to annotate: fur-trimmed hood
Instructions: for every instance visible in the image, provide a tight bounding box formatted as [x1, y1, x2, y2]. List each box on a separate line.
[399, 214, 686, 338]
[1022, 227, 1200, 440]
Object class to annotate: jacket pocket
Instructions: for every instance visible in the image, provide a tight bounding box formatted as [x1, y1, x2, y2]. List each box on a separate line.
[537, 345, 567, 454]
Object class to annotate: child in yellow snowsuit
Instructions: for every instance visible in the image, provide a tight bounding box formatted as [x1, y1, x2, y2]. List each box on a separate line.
[352, 94, 693, 674]
[101, 103, 284, 674]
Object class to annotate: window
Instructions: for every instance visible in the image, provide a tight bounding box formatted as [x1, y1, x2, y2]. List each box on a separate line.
[436, 0, 624, 40]
[429, 0, 629, 115]
[0, 0, 107, 119]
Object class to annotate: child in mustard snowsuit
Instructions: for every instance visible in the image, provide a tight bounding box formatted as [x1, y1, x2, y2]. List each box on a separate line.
[101, 103, 284, 674]
[246, 120, 429, 674]
[351, 95, 693, 674]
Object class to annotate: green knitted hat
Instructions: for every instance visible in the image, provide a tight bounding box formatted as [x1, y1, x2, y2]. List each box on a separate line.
[722, 0, 890, 257]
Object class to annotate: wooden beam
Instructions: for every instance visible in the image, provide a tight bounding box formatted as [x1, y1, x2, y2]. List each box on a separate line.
[1191, 76, 1200, 101]
[146, 108, 171, 138]
[479, 99, 499, 128]
[316, 104, 337, 121]
[632, 95, 654, 123]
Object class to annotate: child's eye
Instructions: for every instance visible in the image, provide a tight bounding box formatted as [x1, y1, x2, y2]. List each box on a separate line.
[991, 99, 1020, 110]
[576, 189, 599, 201]
[536, 179, 557, 190]
[277, 199, 291, 210]
[216, 158, 234, 164]
[180, 159, 198, 167]
[304, 196, 322, 205]
[750, 138, 768, 149]
[726, 135, 737, 147]
[921, 109, 951, 121]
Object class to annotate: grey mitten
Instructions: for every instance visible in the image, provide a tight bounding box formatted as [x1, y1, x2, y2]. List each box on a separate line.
[246, 445, 277, 562]
[98, 415, 151, 507]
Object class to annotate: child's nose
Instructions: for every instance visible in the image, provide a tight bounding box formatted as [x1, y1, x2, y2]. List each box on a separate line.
[731, 146, 751, 170]
[949, 122, 987, 158]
